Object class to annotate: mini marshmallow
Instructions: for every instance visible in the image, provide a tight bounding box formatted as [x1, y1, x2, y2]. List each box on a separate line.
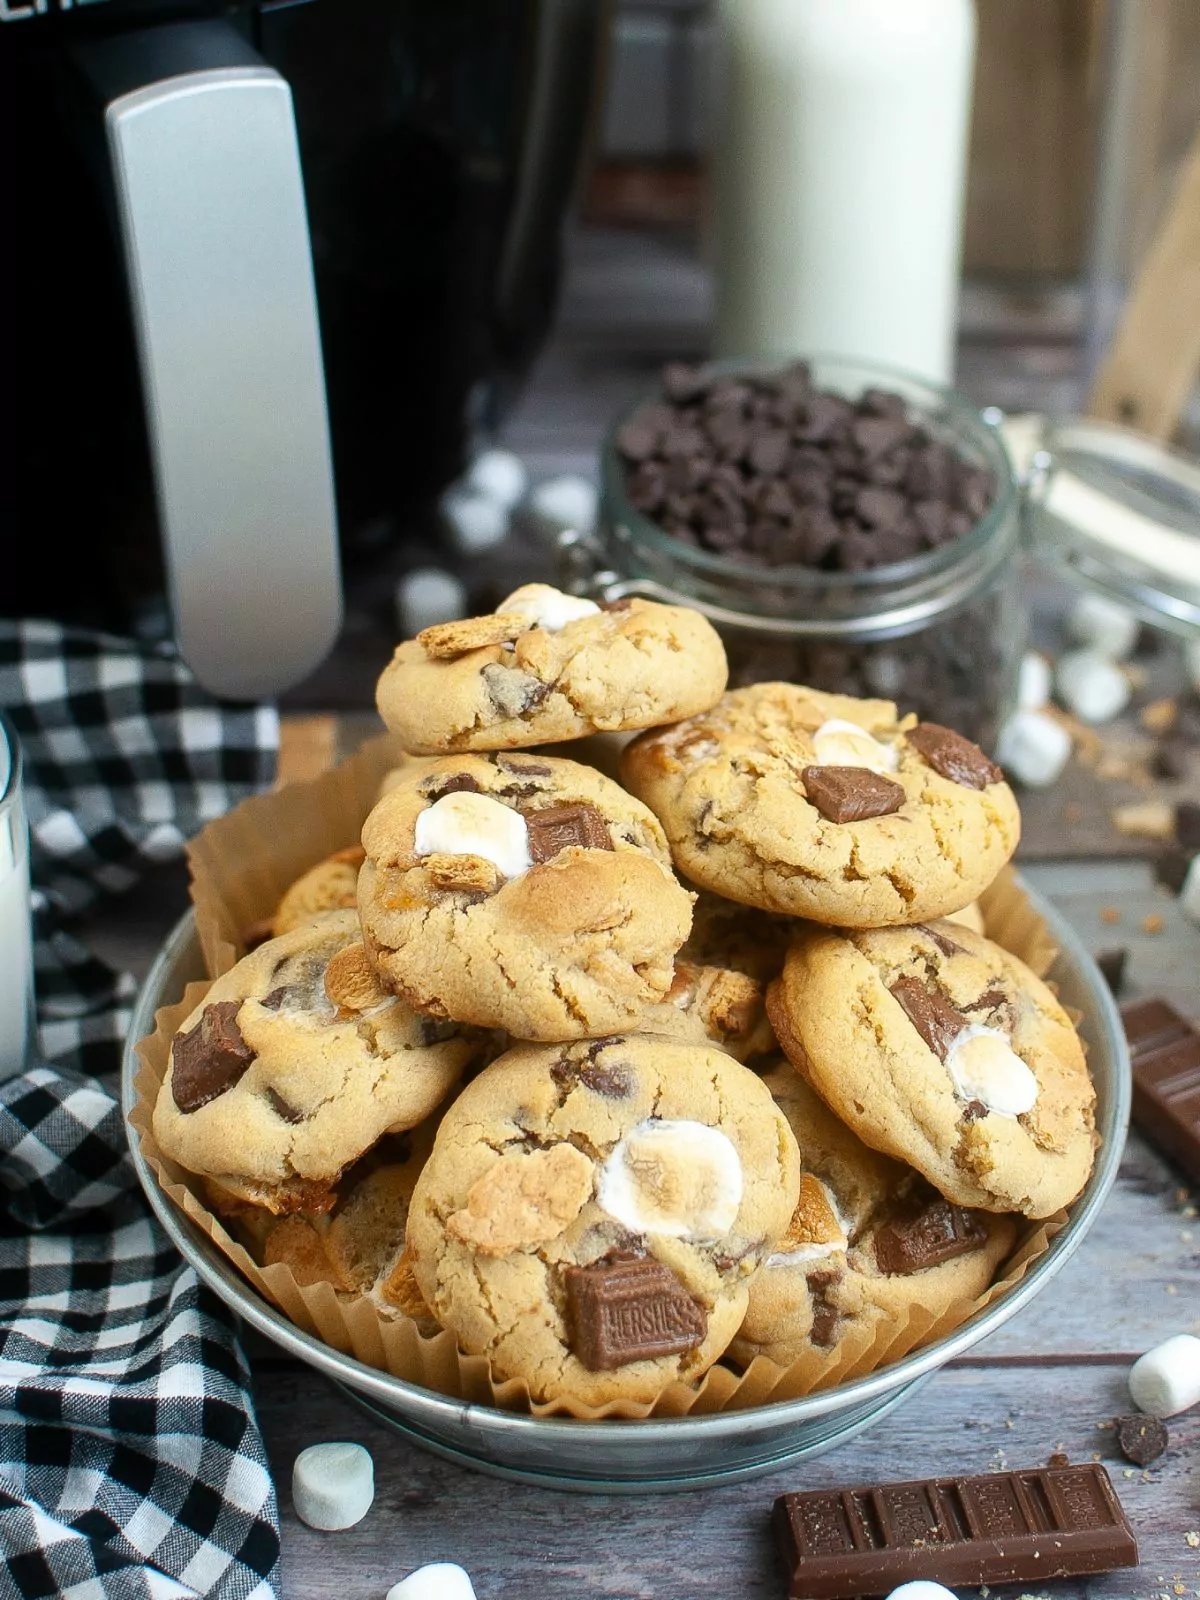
[1055, 649, 1130, 724]
[527, 473, 599, 535]
[386, 1563, 478, 1600]
[440, 487, 509, 554]
[291, 1441, 374, 1531]
[1129, 1333, 1200, 1417]
[497, 582, 600, 632]
[884, 1584, 958, 1600]
[1016, 650, 1053, 711]
[994, 709, 1072, 788]
[944, 1025, 1038, 1117]
[395, 567, 468, 638]
[811, 718, 899, 774]
[1180, 856, 1200, 925]
[1067, 592, 1139, 659]
[465, 447, 528, 509]
[414, 792, 531, 880]
[598, 1118, 743, 1239]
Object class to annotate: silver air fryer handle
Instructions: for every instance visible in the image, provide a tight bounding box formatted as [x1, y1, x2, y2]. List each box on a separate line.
[77, 23, 341, 702]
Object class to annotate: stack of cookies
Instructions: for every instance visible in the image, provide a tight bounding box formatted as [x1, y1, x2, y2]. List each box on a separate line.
[149, 582, 1098, 1411]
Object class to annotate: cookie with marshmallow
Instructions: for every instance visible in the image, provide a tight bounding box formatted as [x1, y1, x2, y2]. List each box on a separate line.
[620, 683, 1021, 927]
[729, 1065, 1016, 1371]
[374, 582, 728, 754]
[357, 752, 695, 1039]
[766, 920, 1096, 1218]
[404, 1035, 801, 1406]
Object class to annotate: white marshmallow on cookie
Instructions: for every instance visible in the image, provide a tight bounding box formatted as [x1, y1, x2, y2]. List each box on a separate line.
[811, 718, 899, 774]
[598, 1118, 743, 1239]
[944, 1024, 1038, 1117]
[497, 583, 601, 632]
[413, 792, 531, 879]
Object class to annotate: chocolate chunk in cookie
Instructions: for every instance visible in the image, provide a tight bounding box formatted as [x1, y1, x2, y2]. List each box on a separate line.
[802, 765, 905, 823]
[907, 722, 1003, 790]
[564, 1255, 707, 1370]
[873, 1197, 989, 1275]
[889, 976, 967, 1061]
[171, 1001, 255, 1113]
[524, 802, 613, 862]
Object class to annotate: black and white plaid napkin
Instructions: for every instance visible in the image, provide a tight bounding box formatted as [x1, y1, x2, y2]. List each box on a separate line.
[0, 620, 284, 1599]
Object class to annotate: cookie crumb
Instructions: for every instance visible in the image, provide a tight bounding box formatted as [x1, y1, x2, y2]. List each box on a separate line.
[1142, 912, 1165, 935]
[1185, 1532, 1199, 1548]
[1100, 906, 1122, 924]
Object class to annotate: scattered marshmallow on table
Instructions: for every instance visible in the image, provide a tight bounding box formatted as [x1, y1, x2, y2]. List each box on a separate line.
[994, 709, 1072, 788]
[292, 1441, 374, 1531]
[1128, 1333, 1200, 1418]
[527, 473, 599, 535]
[440, 486, 510, 555]
[465, 447, 528, 509]
[883, 1584, 958, 1600]
[395, 567, 468, 637]
[386, 1563, 478, 1600]
[1016, 650, 1053, 711]
[1067, 592, 1139, 659]
[1055, 649, 1130, 723]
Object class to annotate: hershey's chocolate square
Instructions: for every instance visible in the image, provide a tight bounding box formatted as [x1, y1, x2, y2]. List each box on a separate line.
[889, 976, 967, 1061]
[564, 1255, 706, 1370]
[801, 765, 905, 823]
[171, 1001, 255, 1113]
[873, 1198, 989, 1275]
[524, 802, 613, 864]
[907, 723, 1003, 790]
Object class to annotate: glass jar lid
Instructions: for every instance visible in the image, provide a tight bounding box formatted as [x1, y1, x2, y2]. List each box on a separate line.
[1003, 411, 1200, 638]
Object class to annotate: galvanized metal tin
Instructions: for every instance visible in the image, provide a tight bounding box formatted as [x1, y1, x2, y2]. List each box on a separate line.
[121, 883, 1129, 1492]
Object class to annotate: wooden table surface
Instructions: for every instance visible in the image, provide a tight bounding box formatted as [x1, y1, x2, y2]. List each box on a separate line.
[94, 228, 1200, 1597]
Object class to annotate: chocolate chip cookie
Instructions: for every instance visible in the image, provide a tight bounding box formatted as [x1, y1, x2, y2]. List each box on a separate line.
[729, 1066, 1016, 1370]
[153, 911, 480, 1214]
[767, 921, 1097, 1217]
[619, 683, 1021, 927]
[357, 752, 695, 1040]
[405, 1035, 802, 1406]
[375, 584, 728, 754]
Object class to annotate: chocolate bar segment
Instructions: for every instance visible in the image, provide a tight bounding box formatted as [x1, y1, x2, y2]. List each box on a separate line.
[1121, 996, 1200, 1183]
[171, 1001, 256, 1113]
[801, 765, 905, 823]
[873, 1198, 989, 1275]
[773, 1464, 1138, 1598]
[888, 976, 967, 1061]
[564, 1255, 706, 1370]
[524, 801, 614, 863]
[907, 722, 1003, 790]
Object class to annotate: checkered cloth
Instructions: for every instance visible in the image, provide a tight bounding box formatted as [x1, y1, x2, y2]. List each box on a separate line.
[0, 621, 284, 1599]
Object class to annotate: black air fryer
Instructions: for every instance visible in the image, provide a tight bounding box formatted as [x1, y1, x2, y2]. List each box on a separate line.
[0, 0, 606, 698]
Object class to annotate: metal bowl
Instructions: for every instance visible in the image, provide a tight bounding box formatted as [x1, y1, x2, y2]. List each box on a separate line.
[121, 881, 1129, 1492]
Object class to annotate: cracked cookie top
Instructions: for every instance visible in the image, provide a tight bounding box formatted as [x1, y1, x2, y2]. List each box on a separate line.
[766, 921, 1097, 1218]
[619, 682, 1020, 927]
[374, 584, 728, 755]
[405, 1035, 801, 1406]
[357, 752, 696, 1040]
[152, 911, 480, 1215]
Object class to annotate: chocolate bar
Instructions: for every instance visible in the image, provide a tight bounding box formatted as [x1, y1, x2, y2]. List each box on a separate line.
[772, 1464, 1137, 1597]
[1121, 997, 1200, 1184]
[523, 802, 613, 863]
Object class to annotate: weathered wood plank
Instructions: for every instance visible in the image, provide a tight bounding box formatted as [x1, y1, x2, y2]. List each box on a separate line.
[254, 1361, 1199, 1599]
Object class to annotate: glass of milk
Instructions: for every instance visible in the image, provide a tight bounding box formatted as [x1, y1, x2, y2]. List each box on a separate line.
[0, 714, 35, 1079]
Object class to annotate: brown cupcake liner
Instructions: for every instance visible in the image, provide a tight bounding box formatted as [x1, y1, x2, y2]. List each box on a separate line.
[131, 747, 1078, 1420]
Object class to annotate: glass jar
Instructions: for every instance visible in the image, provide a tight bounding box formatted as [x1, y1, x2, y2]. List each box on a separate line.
[572, 356, 1023, 752]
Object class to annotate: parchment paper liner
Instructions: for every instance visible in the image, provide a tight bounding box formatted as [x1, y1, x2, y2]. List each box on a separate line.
[131, 745, 1079, 1420]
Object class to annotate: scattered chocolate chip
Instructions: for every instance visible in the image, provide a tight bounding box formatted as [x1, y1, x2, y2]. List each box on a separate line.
[421, 772, 481, 801]
[873, 1198, 988, 1275]
[907, 722, 1003, 790]
[563, 1255, 706, 1370]
[171, 1001, 255, 1113]
[1095, 948, 1128, 996]
[1116, 1413, 1168, 1466]
[961, 1099, 989, 1123]
[919, 924, 965, 960]
[801, 764, 905, 823]
[266, 1088, 305, 1124]
[497, 759, 552, 776]
[552, 1041, 635, 1099]
[480, 663, 550, 719]
[260, 987, 291, 1011]
[889, 976, 968, 1061]
[523, 801, 613, 863]
[970, 985, 1009, 1012]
